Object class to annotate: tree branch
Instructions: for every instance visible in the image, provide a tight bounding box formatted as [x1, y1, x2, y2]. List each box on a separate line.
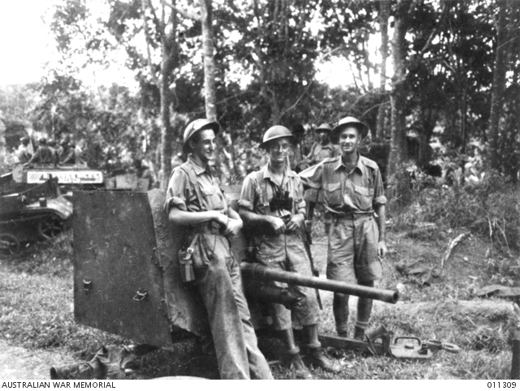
[280, 80, 314, 119]
[160, 0, 200, 21]
[141, 0, 159, 86]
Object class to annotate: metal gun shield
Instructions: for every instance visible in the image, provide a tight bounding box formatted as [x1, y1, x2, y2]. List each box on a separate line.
[73, 191, 176, 348]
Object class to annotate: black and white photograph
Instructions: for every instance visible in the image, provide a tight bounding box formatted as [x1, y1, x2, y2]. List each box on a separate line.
[0, 0, 519, 384]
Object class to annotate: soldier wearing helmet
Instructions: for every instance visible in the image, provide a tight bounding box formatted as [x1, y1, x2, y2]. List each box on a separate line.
[239, 125, 341, 379]
[306, 123, 341, 166]
[300, 116, 387, 341]
[165, 118, 272, 380]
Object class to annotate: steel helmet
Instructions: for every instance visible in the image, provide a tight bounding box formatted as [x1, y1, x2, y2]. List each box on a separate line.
[259, 125, 294, 149]
[183, 118, 220, 146]
[315, 123, 332, 133]
[332, 116, 369, 139]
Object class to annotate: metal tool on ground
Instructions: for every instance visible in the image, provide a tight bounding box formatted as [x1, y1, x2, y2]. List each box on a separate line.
[318, 325, 460, 361]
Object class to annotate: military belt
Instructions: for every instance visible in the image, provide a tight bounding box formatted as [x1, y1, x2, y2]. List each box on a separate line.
[333, 212, 373, 223]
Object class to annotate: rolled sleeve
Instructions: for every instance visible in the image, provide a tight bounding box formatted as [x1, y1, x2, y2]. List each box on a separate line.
[238, 174, 257, 211]
[298, 163, 323, 190]
[165, 169, 190, 212]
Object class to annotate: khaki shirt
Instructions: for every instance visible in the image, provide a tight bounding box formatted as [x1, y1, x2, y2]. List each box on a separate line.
[307, 142, 341, 165]
[239, 164, 308, 264]
[165, 156, 227, 213]
[238, 164, 306, 218]
[299, 154, 386, 216]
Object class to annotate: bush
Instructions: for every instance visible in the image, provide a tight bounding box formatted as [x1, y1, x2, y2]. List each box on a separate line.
[394, 171, 520, 253]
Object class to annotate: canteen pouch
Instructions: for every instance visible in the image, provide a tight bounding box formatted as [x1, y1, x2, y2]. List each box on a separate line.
[178, 234, 199, 283]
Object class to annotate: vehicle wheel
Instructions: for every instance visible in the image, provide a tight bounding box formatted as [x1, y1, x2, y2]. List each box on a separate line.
[38, 216, 63, 240]
[0, 233, 20, 256]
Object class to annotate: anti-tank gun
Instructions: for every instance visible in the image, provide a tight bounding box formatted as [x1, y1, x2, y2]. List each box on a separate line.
[72, 188, 400, 365]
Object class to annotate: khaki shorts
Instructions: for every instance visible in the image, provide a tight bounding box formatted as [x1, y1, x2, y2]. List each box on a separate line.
[326, 215, 382, 284]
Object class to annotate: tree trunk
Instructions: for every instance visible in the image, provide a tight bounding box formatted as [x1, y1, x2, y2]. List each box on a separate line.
[0, 118, 5, 173]
[200, 0, 234, 183]
[160, 1, 179, 188]
[200, 0, 217, 121]
[418, 125, 433, 168]
[376, 0, 390, 141]
[488, 0, 507, 171]
[387, 0, 410, 206]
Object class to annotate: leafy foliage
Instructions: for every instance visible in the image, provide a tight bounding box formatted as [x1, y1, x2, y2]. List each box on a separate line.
[395, 168, 520, 255]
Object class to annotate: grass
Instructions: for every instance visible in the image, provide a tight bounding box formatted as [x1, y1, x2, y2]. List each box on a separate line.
[0, 233, 126, 357]
[0, 216, 519, 379]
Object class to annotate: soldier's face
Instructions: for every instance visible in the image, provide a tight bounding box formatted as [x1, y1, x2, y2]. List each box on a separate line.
[268, 137, 291, 164]
[318, 131, 330, 144]
[338, 127, 361, 154]
[192, 129, 216, 163]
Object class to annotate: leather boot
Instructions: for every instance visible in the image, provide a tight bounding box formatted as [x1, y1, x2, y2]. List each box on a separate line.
[285, 353, 313, 379]
[304, 324, 341, 373]
[308, 348, 341, 373]
[280, 329, 312, 380]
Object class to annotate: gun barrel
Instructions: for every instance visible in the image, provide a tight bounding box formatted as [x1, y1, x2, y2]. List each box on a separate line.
[241, 263, 399, 304]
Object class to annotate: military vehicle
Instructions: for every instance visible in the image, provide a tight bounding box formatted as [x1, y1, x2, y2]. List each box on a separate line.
[0, 174, 72, 255]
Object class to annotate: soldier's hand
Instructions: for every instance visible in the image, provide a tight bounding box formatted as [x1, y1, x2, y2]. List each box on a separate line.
[213, 212, 229, 227]
[268, 216, 286, 234]
[285, 213, 304, 232]
[224, 218, 243, 236]
[378, 240, 387, 258]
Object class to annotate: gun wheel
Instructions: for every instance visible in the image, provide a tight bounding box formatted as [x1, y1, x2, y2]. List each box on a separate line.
[38, 216, 63, 240]
[0, 233, 20, 256]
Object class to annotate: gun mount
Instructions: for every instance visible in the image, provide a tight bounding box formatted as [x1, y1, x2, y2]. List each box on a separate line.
[72, 188, 398, 350]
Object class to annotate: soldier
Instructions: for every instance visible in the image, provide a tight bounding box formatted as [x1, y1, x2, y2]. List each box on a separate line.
[299, 116, 387, 341]
[288, 123, 308, 173]
[16, 136, 32, 163]
[306, 123, 341, 166]
[305, 123, 342, 235]
[165, 118, 273, 380]
[239, 125, 341, 379]
[133, 158, 155, 190]
[25, 137, 58, 167]
[60, 139, 76, 165]
[48, 139, 61, 165]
